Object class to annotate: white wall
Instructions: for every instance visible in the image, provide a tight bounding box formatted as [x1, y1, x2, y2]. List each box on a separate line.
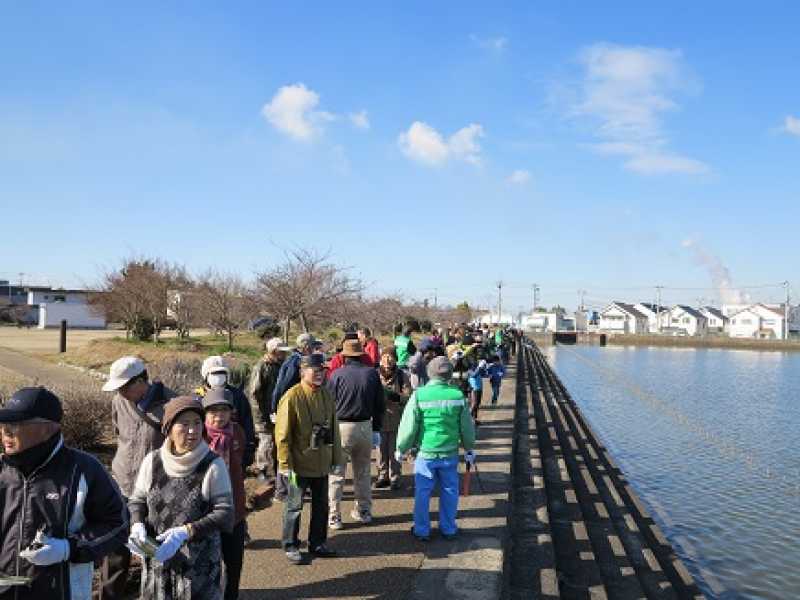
[727, 310, 761, 338]
[599, 306, 643, 334]
[28, 290, 89, 305]
[38, 303, 106, 329]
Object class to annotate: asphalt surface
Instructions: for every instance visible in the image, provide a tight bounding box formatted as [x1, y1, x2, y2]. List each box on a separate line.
[238, 366, 515, 600]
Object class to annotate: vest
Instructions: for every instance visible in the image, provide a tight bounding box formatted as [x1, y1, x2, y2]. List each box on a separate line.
[414, 383, 467, 456]
[394, 335, 411, 367]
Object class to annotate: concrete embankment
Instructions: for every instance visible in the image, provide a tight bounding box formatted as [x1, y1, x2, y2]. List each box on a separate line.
[503, 342, 705, 599]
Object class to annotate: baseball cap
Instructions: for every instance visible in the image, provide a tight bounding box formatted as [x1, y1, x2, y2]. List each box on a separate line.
[102, 356, 146, 392]
[266, 337, 291, 353]
[300, 353, 325, 369]
[427, 356, 454, 380]
[201, 356, 230, 379]
[0, 387, 63, 423]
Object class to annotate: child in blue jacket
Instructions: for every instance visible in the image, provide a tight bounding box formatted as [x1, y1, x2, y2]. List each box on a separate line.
[487, 355, 506, 405]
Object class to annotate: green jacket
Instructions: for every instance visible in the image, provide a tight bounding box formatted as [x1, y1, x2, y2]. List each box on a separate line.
[396, 379, 476, 459]
[394, 335, 412, 367]
[276, 382, 344, 477]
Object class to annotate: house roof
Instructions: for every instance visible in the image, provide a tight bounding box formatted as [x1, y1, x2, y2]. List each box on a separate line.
[702, 306, 726, 321]
[674, 305, 706, 320]
[607, 302, 648, 320]
[755, 303, 785, 317]
[637, 302, 669, 314]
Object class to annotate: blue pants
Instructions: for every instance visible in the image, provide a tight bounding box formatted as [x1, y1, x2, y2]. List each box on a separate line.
[413, 456, 460, 536]
[491, 380, 501, 403]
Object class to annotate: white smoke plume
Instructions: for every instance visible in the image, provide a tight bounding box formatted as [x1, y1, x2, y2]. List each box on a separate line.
[682, 238, 748, 304]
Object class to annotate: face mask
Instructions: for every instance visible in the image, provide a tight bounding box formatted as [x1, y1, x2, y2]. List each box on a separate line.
[207, 373, 227, 388]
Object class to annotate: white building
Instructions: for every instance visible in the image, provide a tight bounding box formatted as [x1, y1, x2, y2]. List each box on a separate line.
[23, 286, 106, 329]
[727, 304, 787, 339]
[665, 305, 708, 336]
[700, 307, 727, 333]
[522, 309, 573, 332]
[598, 302, 649, 334]
[634, 302, 669, 333]
[477, 312, 516, 326]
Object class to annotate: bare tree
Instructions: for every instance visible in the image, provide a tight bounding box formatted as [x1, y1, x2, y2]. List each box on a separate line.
[195, 271, 253, 351]
[167, 266, 197, 339]
[255, 248, 364, 342]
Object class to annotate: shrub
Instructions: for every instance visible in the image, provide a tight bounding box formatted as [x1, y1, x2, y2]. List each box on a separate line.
[59, 386, 111, 451]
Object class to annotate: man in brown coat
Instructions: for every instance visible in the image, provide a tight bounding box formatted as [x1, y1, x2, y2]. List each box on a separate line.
[99, 356, 174, 599]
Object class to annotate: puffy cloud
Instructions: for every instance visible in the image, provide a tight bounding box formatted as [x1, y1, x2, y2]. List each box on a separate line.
[349, 110, 370, 130]
[572, 43, 709, 175]
[784, 115, 800, 136]
[507, 169, 531, 184]
[261, 83, 334, 141]
[398, 121, 484, 167]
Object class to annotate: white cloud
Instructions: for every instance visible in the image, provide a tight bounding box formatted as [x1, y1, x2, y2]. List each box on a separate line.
[398, 121, 484, 167]
[572, 43, 709, 175]
[784, 115, 800, 136]
[261, 83, 334, 141]
[349, 110, 370, 130]
[470, 34, 508, 52]
[507, 169, 531, 184]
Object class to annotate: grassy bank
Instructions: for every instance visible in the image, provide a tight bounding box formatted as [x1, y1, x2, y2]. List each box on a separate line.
[606, 334, 800, 352]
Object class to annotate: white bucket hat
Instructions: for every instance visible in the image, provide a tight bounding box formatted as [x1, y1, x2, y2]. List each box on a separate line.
[103, 356, 146, 392]
[266, 337, 291, 353]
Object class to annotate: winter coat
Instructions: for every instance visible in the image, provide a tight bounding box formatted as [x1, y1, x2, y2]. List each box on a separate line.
[275, 382, 344, 478]
[248, 357, 282, 432]
[396, 379, 476, 459]
[327, 361, 385, 430]
[195, 384, 256, 468]
[271, 351, 302, 414]
[111, 381, 174, 498]
[0, 435, 128, 600]
[379, 368, 412, 432]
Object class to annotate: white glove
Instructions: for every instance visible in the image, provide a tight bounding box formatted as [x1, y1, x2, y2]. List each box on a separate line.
[269, 413, 277, 424]
[372, 432, 381, 448]
[465, 450, 476, 465]
[19, 532, 70, 566]
[154, 526, 189, 563]
[126, 522, 148, 557]
[330, 464, 344, 476]
[394, 450, 405, 463]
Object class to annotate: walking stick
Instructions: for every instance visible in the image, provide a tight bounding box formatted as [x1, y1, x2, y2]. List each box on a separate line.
[472, 462, 486, 493]
[462, 462, 472, 496]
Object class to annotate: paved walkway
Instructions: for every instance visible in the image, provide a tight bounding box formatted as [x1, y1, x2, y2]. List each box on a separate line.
[238, 363, 516, 600]
[0, 346, 99, 388]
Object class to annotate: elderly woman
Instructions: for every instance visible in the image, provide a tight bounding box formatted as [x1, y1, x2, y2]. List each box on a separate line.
[376, 347, 412, 489]
[128, 396, 234, 600]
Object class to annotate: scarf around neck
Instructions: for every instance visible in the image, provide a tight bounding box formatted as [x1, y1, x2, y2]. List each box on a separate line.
[205, 423, 234, 467]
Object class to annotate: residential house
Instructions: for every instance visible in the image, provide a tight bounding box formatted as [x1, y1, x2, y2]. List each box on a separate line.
[598, 302, 649, 334]
[634, 302, 669, 333]
[522, 308, 572, 333]
[700, 306, 727, 333]
[665, 305, 708, 336]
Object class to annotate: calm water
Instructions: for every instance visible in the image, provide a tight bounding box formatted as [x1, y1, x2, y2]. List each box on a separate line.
[544, 344, 800, 600]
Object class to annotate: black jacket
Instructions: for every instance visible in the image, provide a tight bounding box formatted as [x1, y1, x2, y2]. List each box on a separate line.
[0, 436, 128, 600]
[327, 361, 385, 431]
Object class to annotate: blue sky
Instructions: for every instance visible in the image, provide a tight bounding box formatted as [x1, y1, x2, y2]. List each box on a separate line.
[2, 2, 798, 313]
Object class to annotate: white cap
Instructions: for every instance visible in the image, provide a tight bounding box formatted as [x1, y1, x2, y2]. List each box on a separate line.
[201, 356, 230, 380]
[103, 356, 146, 392]
[266, 337, 291, 353]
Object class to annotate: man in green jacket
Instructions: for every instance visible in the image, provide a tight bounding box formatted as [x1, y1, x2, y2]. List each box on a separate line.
[276, 353, 344, 564]
[396, 356, 476, 541]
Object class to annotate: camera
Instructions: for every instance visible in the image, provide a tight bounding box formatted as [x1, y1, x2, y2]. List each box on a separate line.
[310, 422, 334, 449]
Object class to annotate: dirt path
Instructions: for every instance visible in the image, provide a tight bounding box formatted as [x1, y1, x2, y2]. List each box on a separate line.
[0, 346, 99, 388]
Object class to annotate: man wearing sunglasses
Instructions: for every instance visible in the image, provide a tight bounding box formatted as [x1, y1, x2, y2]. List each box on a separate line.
[0, 387, 127, 600]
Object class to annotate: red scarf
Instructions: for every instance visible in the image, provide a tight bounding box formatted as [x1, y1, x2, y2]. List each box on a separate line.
[205, 422, 234, 467]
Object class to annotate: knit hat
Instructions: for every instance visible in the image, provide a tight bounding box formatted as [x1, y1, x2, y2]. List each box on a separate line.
[427, 356, 453, 380]
[201, 387, 234, 410]
[162, 396, 205, 435]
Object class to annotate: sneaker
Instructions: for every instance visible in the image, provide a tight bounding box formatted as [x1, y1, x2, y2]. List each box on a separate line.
[328, 514, 343, 530]
[410, 526, 429, 542]
[310, 543, 337, 558]
[285, 548, 303, 564]
[350, 509, 372, 524]
[374, 478, 391, 489]
[441, 531, 459, 541]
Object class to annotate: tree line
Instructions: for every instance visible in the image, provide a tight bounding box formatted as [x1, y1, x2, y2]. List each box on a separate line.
[89, 248, 475, 350]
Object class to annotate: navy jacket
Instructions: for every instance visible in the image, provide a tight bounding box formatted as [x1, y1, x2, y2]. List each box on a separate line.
[327, 360, 385, 431]
[271, 351, 302, 414]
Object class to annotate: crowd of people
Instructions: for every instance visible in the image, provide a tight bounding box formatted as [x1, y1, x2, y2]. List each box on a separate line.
[0, 322, 518, 600]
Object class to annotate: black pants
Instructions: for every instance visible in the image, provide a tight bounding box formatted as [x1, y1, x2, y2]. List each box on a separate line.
[470, 388, 483, 420]
[98, 500, 131, 599]
[282, 475, 328, 550]
[221, 519, 246, 600]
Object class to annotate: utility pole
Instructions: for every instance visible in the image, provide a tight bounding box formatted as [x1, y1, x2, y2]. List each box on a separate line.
[532, 283, 540, 312]
[433, 288, 438, 308]
[656, 285, 663, 333]
[497, 281, 503, 325]
[578, 289, 586, 312]
[784, 281, 790, 341]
